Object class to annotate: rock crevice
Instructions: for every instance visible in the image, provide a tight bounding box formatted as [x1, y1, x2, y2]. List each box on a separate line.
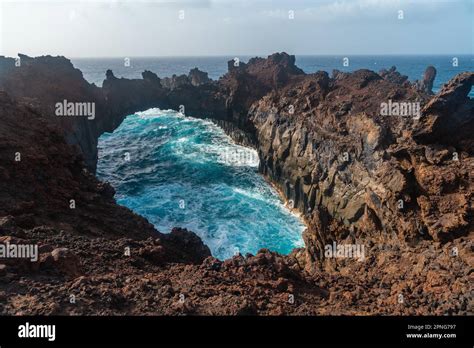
[0, 53, 472, 315]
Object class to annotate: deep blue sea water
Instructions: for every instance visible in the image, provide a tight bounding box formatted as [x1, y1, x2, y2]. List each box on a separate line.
[97, 109, 305, 260]
[72, 55, 474, 96]
[89, 56, 473, 259]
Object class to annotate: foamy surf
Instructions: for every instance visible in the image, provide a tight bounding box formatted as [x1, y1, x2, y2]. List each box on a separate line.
[98, 108, 305, 259]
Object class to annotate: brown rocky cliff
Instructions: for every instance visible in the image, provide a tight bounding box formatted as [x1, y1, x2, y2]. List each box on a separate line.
[1, 53, 471, 264]
[0, 53, 472, 315]
[0, 55, 104, 171]
[0, 91, 210, 263]
[414, 72, 474, 153]
[0, 55, 169, 172]
[248, 67, 473, 268]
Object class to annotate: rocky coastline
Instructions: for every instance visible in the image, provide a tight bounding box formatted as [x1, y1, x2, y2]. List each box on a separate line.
[0, 53, 472, 315]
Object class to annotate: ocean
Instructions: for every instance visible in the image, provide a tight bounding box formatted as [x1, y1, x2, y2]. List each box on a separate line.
[97, 109, 305, 260]
[89, 56, 472, 259]
[72, 55, 474, 96]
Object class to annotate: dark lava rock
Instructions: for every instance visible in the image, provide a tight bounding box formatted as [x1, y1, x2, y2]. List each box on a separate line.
[0, 52, 471, 316]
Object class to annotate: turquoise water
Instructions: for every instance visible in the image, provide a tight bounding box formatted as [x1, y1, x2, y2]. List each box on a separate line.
[87, 56, 473, 259]
[97, 108, 305, 260]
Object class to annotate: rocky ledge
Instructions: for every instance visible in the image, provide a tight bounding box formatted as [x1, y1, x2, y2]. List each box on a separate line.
[0, 53, 472, 315]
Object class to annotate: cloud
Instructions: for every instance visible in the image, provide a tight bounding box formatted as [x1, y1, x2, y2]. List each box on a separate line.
[299, 0, 451, 22]
[1, 0, 471, 56]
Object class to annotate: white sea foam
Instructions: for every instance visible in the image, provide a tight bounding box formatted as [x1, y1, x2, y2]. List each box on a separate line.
[98, 107, 306, 260]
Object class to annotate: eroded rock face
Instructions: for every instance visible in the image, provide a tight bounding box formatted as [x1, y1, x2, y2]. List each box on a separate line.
[420, 66, 437, 94]
[0, 92, 213, 257]
[0, 52, 472, 315]
[188, 68, 211, 86]
[161, 68, 211, 90]
[0, 55, 180, 172]
[248, 65, 472, 267]
[414, 72, 474, 153]
[0, 55, 226, 172]
[379, 66, 409, 85]
[161, 74, 191, 90]
[208, 52, 306, 145]
[1, 54, 472, 256]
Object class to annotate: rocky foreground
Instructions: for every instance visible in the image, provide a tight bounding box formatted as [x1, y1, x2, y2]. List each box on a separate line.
[0, 53, 472, 315]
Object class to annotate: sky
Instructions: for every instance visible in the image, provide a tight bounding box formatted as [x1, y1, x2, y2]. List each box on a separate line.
[0, 0, 473, 57]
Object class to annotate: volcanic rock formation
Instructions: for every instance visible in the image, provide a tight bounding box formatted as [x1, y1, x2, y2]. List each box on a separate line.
[0, 53, 472, 315]
[416, 65, 437, 95]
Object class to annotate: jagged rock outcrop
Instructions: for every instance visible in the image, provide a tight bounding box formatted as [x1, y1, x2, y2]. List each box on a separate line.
[414, 72, 474, 153]
[1, 53, 471, 255]
[249, 67, 472, 268]
[161, 74, 191, 90]
[0, 91, 176, 241]
[0, 52, 472, 315]
[188, 67, 211, 86]
[161, 68, 211, 90]
[415, 66, 437, 95]
[0, 55, 227, 171]
[207, 53, 306, 145]
[379, 66, 410, 85]
[0, 55, 172, 172]
[0, 54, 105, 171]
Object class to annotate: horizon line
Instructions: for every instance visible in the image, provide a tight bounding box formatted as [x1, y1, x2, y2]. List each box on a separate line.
[67, 53, 474, 59]
[3, 53, 474, 60]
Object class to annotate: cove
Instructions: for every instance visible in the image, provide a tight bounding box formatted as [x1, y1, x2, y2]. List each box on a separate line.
[97, 108, 305, 260]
